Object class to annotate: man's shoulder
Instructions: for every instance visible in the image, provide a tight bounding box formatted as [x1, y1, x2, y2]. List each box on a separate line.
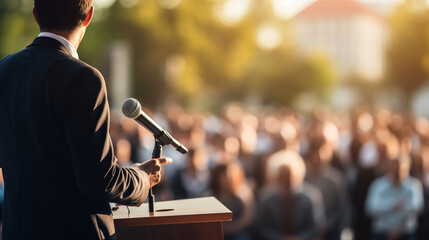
[370, 175, 390, 190]
[294, 191, 313, 207]
[1, 46, 101, 78]
[0, 51, 19, 68]
[33, 49, 105, 89]
[300, 181, 323, 199]
[404, 176, 423, 189]
[59, 57, 102, 80]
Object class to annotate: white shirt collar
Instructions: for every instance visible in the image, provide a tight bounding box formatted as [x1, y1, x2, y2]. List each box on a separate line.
[38, 32, 79, 59]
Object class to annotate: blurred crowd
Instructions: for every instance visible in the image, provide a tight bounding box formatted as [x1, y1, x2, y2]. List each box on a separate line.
[110, 104, 429, 240]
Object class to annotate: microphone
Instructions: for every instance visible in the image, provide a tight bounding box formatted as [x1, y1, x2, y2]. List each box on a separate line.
[121, 98, 188, 154]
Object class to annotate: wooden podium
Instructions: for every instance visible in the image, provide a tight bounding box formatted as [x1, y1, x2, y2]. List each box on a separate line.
[113, 197, 232, 240]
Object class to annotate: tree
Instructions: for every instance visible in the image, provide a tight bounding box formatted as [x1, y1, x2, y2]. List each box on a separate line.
[101, 0, 258, 108]
[386, 0, 429, 106]
[0, 2, 38, 59]
[0, 0, 337, 110]
[242, 47, 335, 105]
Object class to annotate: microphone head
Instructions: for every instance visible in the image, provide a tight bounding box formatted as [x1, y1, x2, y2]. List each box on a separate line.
[177, 145, 188, 154]
[122, 98, 141, 119]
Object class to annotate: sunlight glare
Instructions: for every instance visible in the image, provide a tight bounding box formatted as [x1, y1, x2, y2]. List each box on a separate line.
[271, 0, 297, 19]
[271, 0, 317, 19]
[159, 0, 182, 9]
[94, 0, 116, 9]
[215, 0, 251, 25]
[120, 0, 139, 8]
[256, 25, 281, 50]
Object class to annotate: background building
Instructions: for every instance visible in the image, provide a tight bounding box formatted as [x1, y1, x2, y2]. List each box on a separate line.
[293, 0, 386, 82]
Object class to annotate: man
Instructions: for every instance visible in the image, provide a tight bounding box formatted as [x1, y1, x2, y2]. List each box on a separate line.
[0, 1, 171, 239]
[259, 150, 317, 240]
[366, 154, 423, 240]
[305, 139, 348, 240]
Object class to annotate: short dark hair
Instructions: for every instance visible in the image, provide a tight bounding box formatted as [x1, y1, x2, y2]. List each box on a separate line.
[34, 0, 93, 31]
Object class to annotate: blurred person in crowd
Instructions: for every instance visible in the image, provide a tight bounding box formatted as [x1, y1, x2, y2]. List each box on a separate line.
[366, 154, 423, 240]
[258, 154, 316, 240]
[352, 124, 401, 240]
[280, 120, 300, 153]
[210, 162, 255, 240]
[109, 116, 123, 145]
[170, 148, 210, 199]
[352, 139, 383, 240]
[207, 132, 227, 166]
[349, 111, 374, 170]
[162, 108, 193, 169]
[223, 103, 245, 130]
[224, 137, 241, 163]
[136, 119, 156, 161]
[190, 124, 207, 149]
[262, 114, 286, 153]
[255, 115, 275, 156]
[375, 129, 401, 174]
[0, 1, 172, 239]
[266, 150, 326, 238]
[413, 117, 429, 150]
[388, 114, 405, 141]
[305, 138, 347, 240]
[410, 148, 429, 239]
[252, 113, 278, 191]
[115, 138, 133, 168]
[238, 123, 258, 181]
[120, 117, 140, 163]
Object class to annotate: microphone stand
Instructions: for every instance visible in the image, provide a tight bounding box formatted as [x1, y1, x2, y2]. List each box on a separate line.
[149, 139, 164, 213]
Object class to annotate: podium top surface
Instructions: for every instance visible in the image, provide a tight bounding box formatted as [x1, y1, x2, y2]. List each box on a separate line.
[113, 197, 232, 227]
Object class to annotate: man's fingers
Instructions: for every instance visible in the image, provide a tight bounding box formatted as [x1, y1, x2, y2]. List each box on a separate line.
[156, 157, 173, 165]
[153, 165, 161, 172]
[151, 173, 160, 181]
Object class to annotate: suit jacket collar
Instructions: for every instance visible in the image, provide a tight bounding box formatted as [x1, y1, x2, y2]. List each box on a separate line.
[28, 37, 72, 57]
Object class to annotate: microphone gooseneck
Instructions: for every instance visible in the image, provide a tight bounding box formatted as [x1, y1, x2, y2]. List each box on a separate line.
[121, 98, 188, 154]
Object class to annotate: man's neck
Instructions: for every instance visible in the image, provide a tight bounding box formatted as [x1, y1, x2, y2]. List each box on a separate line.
[40, 29, 82, 50]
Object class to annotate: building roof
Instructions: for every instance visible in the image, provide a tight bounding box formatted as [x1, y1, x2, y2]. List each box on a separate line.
[295, 0, 384, 21]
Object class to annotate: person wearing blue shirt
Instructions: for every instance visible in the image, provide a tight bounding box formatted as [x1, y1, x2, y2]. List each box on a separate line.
[366, 154, 424, 240]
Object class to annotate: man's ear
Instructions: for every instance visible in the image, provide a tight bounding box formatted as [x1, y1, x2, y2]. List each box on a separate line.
[33, 7, 40, 27]
[83, 6, 94, 27]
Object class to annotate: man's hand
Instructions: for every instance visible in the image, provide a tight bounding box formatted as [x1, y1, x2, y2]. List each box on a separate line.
[392, 201, 405, 212]
[282, 235, 300, 240]
[132, 157, 173, 188]
[387, 229, 402, 240]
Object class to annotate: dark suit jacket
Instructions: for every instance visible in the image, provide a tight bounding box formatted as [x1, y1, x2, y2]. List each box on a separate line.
[0, 37, 151, 240]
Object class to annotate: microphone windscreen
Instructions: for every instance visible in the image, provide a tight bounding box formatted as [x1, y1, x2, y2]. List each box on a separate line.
[122, 98, 141, 119]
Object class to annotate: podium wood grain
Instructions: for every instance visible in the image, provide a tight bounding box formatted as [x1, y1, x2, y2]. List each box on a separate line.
[113, 197, 232, 240]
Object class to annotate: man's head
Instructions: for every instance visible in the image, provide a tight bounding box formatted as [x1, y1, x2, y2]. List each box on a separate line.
[33, 0, 93, 32]
[267, 150, 306, 190]
[187, 148, 208, 173]
[307, 137, 333, 171]
[388, 154, 411, 185]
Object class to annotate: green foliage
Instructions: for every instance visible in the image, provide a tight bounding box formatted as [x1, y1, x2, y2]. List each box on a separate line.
[386, 0, 429, 101]
[0, 0, 336, 109]
[105, 0, 260, 106]
[0, 5, 37, 59]
[242, 48, 335, 105]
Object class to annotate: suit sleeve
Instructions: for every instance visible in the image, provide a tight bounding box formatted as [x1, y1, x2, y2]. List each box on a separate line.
[61, 65, 149, 206]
